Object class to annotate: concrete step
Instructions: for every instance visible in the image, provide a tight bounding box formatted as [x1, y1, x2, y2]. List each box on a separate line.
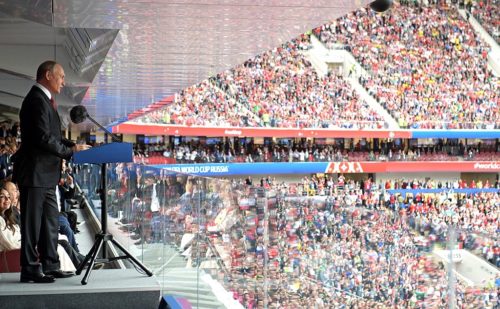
[349, 77, 399, 129]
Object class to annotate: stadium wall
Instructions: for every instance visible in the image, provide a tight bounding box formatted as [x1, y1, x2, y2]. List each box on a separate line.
[114, 123, 500, 139]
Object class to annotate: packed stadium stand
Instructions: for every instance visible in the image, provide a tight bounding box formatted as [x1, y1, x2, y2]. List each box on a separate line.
[1, 0, 499, 308]
[316, 1, 499, 129]
[123, 1, 498, 132]
[132, 138, 500, 165]
[83, 169, 498, 308]
[472, 0, 500, 44]
[104, 1, 500, 307]
[133, 36, 387, 130]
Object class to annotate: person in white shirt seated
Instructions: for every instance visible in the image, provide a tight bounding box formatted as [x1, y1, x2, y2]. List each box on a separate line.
[0, 187, 77, 273]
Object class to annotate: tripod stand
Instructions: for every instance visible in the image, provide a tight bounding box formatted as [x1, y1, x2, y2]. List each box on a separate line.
[76, 161, 153, 285]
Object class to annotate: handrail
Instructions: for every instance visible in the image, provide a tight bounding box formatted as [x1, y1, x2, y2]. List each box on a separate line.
[199, 233, 232, 281]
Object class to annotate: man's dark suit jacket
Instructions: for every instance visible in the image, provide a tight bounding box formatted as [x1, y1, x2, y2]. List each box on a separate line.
[12, 86, 74, 188]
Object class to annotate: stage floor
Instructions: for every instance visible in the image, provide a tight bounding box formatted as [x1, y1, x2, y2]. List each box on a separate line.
[0, 269, 160, 309]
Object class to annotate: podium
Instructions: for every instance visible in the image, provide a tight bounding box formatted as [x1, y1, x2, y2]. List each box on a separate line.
[73, 142, 153, 285]
[73, 142, 134, 164]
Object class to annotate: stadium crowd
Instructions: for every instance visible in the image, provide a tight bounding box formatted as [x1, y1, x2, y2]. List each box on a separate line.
[470, 0, 499, 44]
[220, 178, 498, 308]
[135, 80, 260, 127]
[133, 35, 387, 130]
[316, 1, 499, 129]
[98, 165, 499, 308]
[133, 138, 500, 164]
[213, 35, 385, 129]
[0, 121, 19, 183]
[128, 0, 499, 131]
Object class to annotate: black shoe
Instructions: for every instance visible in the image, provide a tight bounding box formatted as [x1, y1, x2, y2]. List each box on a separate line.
[44, 270, 75, 278]
[20, 272, 55, 283]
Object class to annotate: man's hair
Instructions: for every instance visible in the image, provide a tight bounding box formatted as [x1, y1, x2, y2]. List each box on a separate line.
[36, 60, 58, 82]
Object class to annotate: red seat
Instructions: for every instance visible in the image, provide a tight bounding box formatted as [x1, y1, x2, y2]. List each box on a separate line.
[0, 249, 21, 273]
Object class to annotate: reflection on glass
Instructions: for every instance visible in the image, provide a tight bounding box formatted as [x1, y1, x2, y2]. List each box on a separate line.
[73, 163, 499, 308]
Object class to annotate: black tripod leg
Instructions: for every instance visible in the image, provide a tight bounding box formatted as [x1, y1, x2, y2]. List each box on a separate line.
[110, 239, 153, 276]
[76, 234, 102, 275]
[81, 236, 105, 285]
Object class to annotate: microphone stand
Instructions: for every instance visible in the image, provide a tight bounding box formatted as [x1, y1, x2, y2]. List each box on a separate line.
[85, 114, 121, 143]
[75, 113, 152, 285]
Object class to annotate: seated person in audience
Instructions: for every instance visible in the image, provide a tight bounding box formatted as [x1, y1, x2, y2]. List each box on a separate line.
[0, 144, 11, 181]
[56, 163, 81, 253]
[56, 233, 84, 269]
[0, 187, 20, 252]
[57, 161, 76, 213]
[3, 181, 20, 225]
[0, 187, 80, 272]
[58, 213, 80, 254]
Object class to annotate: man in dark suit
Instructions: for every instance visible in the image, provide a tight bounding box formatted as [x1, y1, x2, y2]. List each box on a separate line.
[12, 60, 89, 283]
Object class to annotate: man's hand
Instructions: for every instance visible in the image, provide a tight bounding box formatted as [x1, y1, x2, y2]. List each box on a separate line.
[72, 144, 91, 152]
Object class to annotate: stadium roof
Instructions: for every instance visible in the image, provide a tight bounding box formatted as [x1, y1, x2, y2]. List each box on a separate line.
[0, 0, 370, 130]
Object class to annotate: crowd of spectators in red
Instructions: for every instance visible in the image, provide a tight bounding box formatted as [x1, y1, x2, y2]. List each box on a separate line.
[129, 1, 499, 131]
[132, 34, 387, 129]
[470, 0, 499, 44]
[316, 1, 499, 129]
[134, 80, 260, 127]
[213, 35, 385, 129]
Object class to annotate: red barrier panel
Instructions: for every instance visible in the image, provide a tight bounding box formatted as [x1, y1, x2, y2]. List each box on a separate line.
[324, 161, 500, 173]
[114, 123, 412, 139]
[136, 156, 176, 165]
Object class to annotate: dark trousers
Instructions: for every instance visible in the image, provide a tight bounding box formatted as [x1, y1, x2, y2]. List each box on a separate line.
[59, 214, 79, 252]
[20, 186, 60, 274]
[58, 239, 83, 268]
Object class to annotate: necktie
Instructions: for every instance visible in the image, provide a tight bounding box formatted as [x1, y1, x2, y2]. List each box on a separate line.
[50, 97, 57, 110]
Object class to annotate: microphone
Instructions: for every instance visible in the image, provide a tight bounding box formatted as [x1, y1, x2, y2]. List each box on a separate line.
[70, 105, 88, 124]
[69, 105, 121, 142]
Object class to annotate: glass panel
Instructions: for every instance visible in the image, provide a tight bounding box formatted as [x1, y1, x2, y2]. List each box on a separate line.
[73, 165, 499, 308]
